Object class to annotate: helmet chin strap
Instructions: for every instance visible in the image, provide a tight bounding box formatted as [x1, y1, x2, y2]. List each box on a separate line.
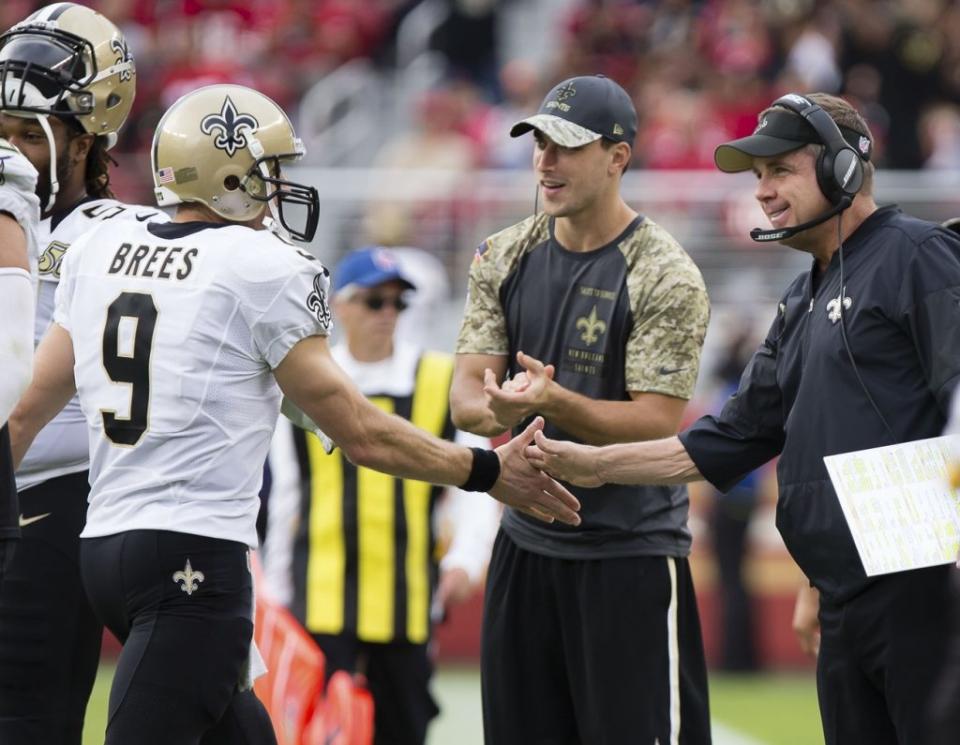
[262, 215, 294, 245]
[35, 113, 59, 213]
[1, 76, 61, 211]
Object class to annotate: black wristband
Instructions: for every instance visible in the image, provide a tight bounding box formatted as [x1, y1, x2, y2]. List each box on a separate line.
[461, 447, 501, 492]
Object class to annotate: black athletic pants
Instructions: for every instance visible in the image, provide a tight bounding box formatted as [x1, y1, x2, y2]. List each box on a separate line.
[80, 530, 276, 745]
[0, 472, 100, 745]
[0, 423, 18, 577]
[481, 531, 711, 745]
[817, 564, 954, 745]
[928, 563, 960, 745]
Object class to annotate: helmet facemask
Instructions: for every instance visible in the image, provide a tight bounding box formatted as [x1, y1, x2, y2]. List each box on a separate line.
[0, 27, 97, 118]
[0, 28, 94, 212]
[241, 148, 319, 243]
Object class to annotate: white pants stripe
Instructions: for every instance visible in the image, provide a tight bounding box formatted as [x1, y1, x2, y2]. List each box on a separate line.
[667, 556, 681, 745]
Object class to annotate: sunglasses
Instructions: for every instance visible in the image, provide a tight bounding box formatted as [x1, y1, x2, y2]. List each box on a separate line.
[359, 295, 408, 312]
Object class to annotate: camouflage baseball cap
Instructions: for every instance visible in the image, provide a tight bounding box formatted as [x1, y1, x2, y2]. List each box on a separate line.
[510, 75, 637, 148]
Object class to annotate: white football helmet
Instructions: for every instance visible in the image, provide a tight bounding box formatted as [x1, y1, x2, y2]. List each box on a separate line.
[0, 3, 136, 209]
[152, 84, 319, 243]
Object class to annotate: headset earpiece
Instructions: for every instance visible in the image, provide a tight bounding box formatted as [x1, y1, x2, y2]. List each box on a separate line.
[817, 143, 862, 207]
[772, 94, 864, 207]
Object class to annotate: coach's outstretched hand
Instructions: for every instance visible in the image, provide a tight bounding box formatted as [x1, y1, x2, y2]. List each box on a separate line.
[490, 417, 581, 526]
[526, 429, 604, 488]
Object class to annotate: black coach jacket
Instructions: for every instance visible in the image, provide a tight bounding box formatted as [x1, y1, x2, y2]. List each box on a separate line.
[680, 206, 960, 602]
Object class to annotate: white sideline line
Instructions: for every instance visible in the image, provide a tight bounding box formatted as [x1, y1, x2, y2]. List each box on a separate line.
[712, 722, 770, 745]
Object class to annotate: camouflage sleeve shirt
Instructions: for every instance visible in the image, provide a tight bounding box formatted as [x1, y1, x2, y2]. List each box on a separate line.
[457, 213, 709, 399]
[455, 212, 710, 558]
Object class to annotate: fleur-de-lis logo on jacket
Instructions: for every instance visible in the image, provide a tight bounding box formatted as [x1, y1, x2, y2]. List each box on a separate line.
[200, 97, 259, 158]
[576, 305, 607, 345]
[826, 294, 852, 324]
[172, 558, 205, 596]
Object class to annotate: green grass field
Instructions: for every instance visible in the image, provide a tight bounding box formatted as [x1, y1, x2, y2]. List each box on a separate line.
[82, 664, 823, 744]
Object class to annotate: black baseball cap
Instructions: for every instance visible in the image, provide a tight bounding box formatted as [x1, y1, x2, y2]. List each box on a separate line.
[715, 106, 873, 173]
[510, 75, 637, 148]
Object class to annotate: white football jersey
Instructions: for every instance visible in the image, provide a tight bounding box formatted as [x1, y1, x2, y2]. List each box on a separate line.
[55, 219, 332, 547]
[0, 138, 40, 283]
[16, 198, 169, 491]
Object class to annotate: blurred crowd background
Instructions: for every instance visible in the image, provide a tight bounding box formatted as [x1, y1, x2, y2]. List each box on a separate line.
[6, 0, 955, 329]
[8, 0, 960, 671]
[6, 0, 960, 175]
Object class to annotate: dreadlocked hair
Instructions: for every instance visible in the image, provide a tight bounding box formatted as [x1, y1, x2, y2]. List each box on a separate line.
[61, 117, 118, 199]
[85, 135, 118, 199]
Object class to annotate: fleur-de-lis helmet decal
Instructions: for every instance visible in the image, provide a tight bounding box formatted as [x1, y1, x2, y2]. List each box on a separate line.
[200, 96, 260, 158]
[110, 37, 134, 82]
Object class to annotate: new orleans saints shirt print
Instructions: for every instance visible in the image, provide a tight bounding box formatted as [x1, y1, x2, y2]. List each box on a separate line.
[456, 212, 710, 558]
[457, 212, 709, 401]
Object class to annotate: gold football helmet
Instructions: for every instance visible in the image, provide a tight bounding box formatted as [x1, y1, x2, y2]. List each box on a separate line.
[0, 3, 136, 208]
[152, 84, 319, 242]
[0, 3, 135, 142]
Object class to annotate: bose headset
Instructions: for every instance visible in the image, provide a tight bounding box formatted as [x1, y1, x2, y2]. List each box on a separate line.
[751, 94, 896, 439]
[750, 93, 866, 243]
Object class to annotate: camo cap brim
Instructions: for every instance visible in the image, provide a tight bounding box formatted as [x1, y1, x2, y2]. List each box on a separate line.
[510, 114, 602, 148]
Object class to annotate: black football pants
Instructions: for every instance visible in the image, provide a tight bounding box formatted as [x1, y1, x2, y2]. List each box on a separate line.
[0, 472, 100, 745]
[81, 529, 276, 745]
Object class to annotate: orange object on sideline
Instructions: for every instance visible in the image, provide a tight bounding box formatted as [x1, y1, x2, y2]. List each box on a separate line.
[252, 553, 374, 745]
[303, 670, 375, 745]
[254, 591, 326, 744]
